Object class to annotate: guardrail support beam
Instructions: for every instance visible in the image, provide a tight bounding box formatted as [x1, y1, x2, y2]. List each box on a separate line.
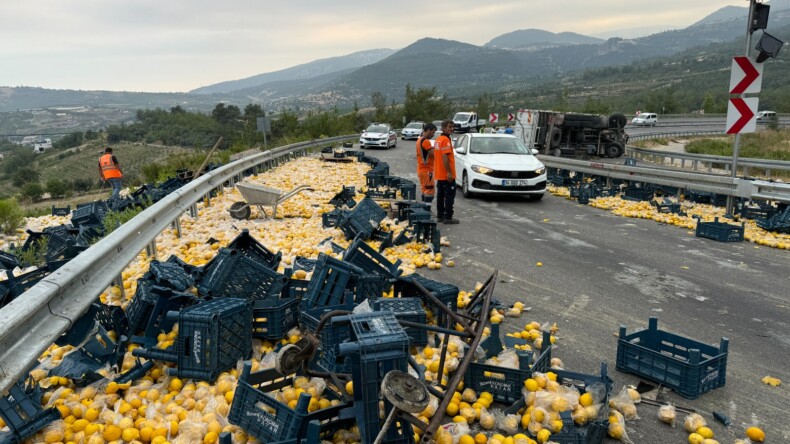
[171, 217, 182, 238]
[112, 274, 125, 299]
[189, 204, 198, 219]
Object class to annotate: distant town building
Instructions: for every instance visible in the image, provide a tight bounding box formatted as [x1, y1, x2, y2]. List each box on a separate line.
[33, 138, 53, 153]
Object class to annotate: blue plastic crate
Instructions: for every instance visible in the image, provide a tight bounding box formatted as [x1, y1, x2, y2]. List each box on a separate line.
[0, 251, 20, 270]
[71, 201, 108, 228]
[408, 208, 432, 226]
[343, 237, 403, 279]
[616, 317, 728, 399]
[132, 298, 252, 381]
[371, 298, 427, 346]
[464, 331, 553, 404]
[302, 254, 361, 309]
[413, 221, 441, 252]
[229, 363, 353, 443]
[51, 205, 71, 216]
[253, 298, 300, 340]
[393, 274, 458, 325]
[300, 302, 355, 373]
[199, 249, 288, 301]
[0, 378, 61, 444]
[126, 279, 197, 339]
[695, 217, 744, 242]
[393, 201, 430, 222]
[349, 272, 390, 303]
[321, 209, 345, 228]
[146, 260, 195, 291]
[329, 186, 357, 208]
[283, 278, 310, 300]
[621, 186, 654, 202]
[226, 229, 282, 270]
[398, 180, 417, 200]
[336, 197, 386, 240]
[2, 267, 50, 300]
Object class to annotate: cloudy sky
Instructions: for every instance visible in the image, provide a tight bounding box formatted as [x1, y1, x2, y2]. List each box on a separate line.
[1, 0, 744, 93]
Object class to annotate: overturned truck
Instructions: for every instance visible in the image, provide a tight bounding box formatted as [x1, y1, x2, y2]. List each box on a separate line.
[514, 110, 629, 158]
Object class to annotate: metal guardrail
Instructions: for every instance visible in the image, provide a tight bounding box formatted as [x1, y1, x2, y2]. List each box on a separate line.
[0, 135, 355, 393]
[538, 156, 790, 203]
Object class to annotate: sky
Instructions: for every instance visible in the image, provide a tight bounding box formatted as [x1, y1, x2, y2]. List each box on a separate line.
[0, 0, 746, 93]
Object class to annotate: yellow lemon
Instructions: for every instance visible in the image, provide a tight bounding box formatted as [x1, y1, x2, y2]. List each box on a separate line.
[579, 393, 593, 407]
[536, 429, 551, 443]
[745, 427, 765, 442]
[696, 426, 714, 439]
[524, 378, 539, 392]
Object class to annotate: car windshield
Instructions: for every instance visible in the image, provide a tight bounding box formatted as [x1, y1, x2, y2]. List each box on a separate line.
[366, 125, 388, 133]
[470, 137, 530, 155]
[453, 113, 471, 121]
[405, 123, 423, 129]
[636, 113, 652, 118]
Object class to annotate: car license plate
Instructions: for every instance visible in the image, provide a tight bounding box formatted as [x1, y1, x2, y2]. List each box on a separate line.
[502, 180, 529, 186]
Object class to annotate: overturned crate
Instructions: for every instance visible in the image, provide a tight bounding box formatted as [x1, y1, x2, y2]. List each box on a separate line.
[199, 249, 288, 301]
[228, 363, 353, 443]
[343, 237, 402, 279]
[695, 217, 744, 243]
[133, 298, 252, 381]
[0, 378, 61, 444]
[617, 317, 728, 399]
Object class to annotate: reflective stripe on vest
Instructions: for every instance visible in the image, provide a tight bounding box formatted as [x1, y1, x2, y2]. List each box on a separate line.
[100, 153, 122, 179]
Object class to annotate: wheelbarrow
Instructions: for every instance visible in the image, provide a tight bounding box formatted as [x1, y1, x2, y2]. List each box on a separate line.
[228, 182, 313, 220]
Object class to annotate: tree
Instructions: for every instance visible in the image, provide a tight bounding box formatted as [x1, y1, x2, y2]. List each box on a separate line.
[46, 178, 71, 198]
[84, 130, 98, 140]
[402, 85, 453, 123]
[55, 132, 84, 149]
[72, 178, 94, 194]
[271, 110, 300, 140]
[371, 92, 387, 122]
[475, 94, 494, 124]
[211, 103, 242, 125]
[0, 198, 24, 235]
[21, 182, 44, 202]
[12, 167, 39, 187]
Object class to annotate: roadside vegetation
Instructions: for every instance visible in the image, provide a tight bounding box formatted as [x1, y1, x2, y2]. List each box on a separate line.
[685, 129, 790, 161]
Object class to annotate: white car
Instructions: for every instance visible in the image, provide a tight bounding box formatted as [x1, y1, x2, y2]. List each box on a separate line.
[453, 133, 546, 200]
[360, 124, 397, 149]
[757, 111, 776, 122]
[401, 121, 424, 140]
[631, 113, 658, 126]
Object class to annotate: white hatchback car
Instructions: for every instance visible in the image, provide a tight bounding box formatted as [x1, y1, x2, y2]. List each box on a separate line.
[453, 133, 546, 200]
[631, 113, 658, 126]
[401, 121, 424, 140]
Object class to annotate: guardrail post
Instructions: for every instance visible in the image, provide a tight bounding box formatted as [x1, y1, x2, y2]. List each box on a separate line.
[189, 204, 198, 219]
[145, 240, 158, 260]
[112, 274, 125, 299]
[171, 217, 182, 238]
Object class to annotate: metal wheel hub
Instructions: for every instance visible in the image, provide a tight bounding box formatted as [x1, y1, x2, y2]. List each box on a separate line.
[380, 370, 430, 413]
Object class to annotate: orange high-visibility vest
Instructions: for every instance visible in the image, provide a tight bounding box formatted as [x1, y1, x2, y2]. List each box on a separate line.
[415, 136, 434, 172]
[433, 134, 456, 181]
[99, 153, 122, 179]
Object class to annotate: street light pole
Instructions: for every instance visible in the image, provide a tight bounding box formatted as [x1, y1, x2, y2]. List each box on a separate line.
[727, 0, 757, 215]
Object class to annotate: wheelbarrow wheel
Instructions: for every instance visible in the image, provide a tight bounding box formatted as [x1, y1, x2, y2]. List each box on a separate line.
[380, 370, 430, 413]
[229, 202, 251, 220]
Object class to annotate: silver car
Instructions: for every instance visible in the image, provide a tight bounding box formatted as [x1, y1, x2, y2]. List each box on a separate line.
[401, 121, 424, 140]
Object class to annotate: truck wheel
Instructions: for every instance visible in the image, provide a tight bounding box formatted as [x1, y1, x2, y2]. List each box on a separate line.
[608, 113, 627, 129]
[550, 129, 562, 148]
[605, 142, 624, 158]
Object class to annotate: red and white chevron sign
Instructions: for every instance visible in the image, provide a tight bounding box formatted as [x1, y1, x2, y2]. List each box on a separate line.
[726, 97, 758, 134]
[489, 113, 498, 123]
[729, 56, 763, 94]
[507, 113, 515, 121]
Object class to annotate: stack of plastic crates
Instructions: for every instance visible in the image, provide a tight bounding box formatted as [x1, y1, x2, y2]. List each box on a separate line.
[393, 274, 459, 325]
[70, 201, 108, 228]
[228, 363, 353, 443]
[132, 298, 252, 381]
[398, 179, 417, 200]
[302, 254, 360, 309]
[371, 298, 427, 346]
[504, 363, 613, 444]
[0, 378, 61, 444]
[343, 237, 403, 279]
[349, 272, 390, 303]
[337, 312, 412, 444]
[465, 331, 552, 403]
[413, 221, 440, 252]
[617, 317, 728, 399]
[336, 198, 386, 240]
[226, 229, 282, 269]
[300, 290, 355, 373]
[198, 249, 288, 301]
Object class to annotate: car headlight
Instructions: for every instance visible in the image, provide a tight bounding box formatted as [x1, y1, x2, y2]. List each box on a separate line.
[471, 165, 494, 175]
[535, 167, 546, 175]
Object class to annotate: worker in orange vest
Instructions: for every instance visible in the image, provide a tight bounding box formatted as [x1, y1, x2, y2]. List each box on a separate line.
[98, 147, 123, 199]
[434, 120, 458, 224]
[415, 123, 437, 203]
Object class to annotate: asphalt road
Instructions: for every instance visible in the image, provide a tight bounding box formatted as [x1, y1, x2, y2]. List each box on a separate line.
[370, 139, 789, 443]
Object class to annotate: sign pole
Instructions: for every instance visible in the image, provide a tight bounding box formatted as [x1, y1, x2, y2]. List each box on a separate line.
[727, 0, 757, 215]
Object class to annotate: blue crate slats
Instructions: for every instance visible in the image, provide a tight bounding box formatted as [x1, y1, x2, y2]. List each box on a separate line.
[343, 237, 403, 279]
[252, 298, 300, 340]
[0, 378, 61, 444]
[616, 317, 728, 399]
[70, 201, 108, 228]
[146, 260, 195, 292]
[198, 249, 288, 302]
[228, 363, 353, 443]
[393, 274, 458, 325]
[371, 298, 428, 346]
[225, 229, 282, 270]
[302, 253, 361, 309]
[336, 197, 387, 240]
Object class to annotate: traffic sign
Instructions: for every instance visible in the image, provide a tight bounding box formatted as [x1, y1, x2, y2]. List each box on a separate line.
[507, 113, 514, 121]
[725, 97, 758, 134]
[489, 113, 498, 123]
[729, 56, 763, 94]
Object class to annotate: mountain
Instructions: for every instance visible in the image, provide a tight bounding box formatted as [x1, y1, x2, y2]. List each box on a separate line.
[189, 48, 395, 94]
[692, 5, 747, 26]
[590, 25, 676, 40]
[485, 29, 602, 50]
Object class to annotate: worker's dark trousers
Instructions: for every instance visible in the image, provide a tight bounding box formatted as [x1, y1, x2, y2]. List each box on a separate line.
[436, 180, 456, 219]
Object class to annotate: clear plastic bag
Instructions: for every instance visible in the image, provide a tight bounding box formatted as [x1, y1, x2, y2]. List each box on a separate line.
[683, 412, 707, 433]
[609, 386, 639, 420]
[608, 410, 634, 443]
[658, 403, 676, 426]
